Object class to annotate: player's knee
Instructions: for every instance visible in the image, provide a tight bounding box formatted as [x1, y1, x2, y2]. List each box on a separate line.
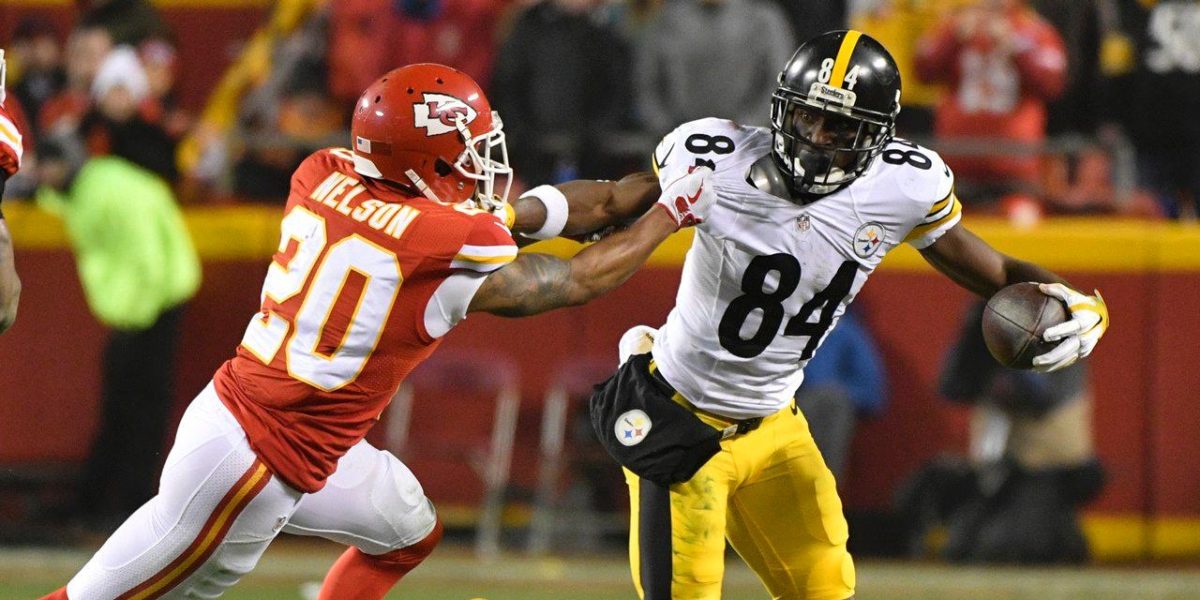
[373, 518, 443, 570]
[373, 451, 440, 548]
[807, 547, 856, 600]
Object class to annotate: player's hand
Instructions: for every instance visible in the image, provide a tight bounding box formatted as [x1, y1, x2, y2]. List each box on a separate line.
[618, 325, 657, 366]
[1032, 283, 1108, 372]
[656, 166, 716, 229]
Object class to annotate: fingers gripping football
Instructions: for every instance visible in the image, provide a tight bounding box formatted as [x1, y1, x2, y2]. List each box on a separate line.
[1032, 283, 1109, 372]
[656, 166, 716, 228]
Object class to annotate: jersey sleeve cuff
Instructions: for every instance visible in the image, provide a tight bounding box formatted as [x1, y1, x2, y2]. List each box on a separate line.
[905, 193, 963, 249]
[451, 244, 518, 273]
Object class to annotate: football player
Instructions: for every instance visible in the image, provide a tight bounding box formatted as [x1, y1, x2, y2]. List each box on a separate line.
[37, 63, 713, 600]
[0, 50, 23, 333]
[580, 31, 1109, 599]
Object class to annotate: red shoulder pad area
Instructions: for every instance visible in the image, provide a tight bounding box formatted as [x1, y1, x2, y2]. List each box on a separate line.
[451, 213, 517, 273]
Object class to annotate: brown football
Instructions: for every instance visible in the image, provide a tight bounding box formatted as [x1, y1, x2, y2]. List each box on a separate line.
[982, 282, 1069, 369]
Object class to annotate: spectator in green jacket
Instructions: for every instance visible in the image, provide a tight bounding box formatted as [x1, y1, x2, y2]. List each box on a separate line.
[35, 133, 200, 527]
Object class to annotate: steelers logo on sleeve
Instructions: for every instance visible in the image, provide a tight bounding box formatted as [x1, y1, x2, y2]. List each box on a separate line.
[616, 409, 652, 446]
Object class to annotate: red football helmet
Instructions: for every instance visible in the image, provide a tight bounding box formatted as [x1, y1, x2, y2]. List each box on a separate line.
[350, 63, 511, 207]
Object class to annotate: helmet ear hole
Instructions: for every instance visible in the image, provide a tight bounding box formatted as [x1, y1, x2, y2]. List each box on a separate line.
[434, 158, 453, 177]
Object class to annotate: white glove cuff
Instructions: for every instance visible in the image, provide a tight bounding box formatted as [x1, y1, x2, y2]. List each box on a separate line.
[520, 185, 569, 240]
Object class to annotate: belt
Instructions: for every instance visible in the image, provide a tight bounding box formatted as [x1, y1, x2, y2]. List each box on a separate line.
[647, 359, 763, 440]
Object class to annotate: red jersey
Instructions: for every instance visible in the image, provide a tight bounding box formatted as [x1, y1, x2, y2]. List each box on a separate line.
[213, 148, 516, 492]
[915, 8, 1066, 185]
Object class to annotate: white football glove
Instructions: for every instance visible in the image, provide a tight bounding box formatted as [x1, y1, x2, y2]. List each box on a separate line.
[1032, 283, 1109, 373]
[656, 166, 716, 228]
[618, 325, 657, 366]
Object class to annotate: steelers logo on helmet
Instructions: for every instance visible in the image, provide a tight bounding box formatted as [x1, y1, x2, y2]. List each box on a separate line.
[771, 30, 901, 199]
[853, 222, 886, 258]
[615, 409, 652, 447]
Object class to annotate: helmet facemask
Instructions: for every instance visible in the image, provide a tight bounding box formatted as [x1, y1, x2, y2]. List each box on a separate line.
[770, 89, 893, 197]
[453, 110, 512, 212]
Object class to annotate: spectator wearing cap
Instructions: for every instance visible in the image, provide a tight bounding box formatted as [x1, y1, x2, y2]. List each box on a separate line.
[35, 131, 199, 528]
[80, 45, 178, 182]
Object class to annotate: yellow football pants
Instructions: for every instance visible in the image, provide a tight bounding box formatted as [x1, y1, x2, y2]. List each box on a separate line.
[625, 404, 855, 600]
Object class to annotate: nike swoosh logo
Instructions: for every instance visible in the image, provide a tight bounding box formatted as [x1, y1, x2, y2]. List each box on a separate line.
[655, 143, 674, 172]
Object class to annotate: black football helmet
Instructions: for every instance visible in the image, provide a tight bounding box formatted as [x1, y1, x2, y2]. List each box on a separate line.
[771, 30, 901, 197]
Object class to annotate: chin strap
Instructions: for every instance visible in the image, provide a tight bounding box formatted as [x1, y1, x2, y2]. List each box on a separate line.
[404, 169, 443, 203]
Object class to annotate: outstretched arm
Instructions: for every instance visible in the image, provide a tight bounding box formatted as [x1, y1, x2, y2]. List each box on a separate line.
[921, 223, 1107, 372]
[469, 207, 676, 317]
[509, 171, 660, 242]
[919, 223, 1065, 297]
[471, 168, 710, 317]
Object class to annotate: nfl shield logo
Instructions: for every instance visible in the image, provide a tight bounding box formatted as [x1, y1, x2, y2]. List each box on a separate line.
[796, 214, 811, 232]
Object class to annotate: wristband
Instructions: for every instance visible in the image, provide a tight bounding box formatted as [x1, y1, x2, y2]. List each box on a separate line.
[520, 185, 569, 240]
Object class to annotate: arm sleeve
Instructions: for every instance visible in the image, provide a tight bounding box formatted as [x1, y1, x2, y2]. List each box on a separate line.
[903, 158, 961, 249]
[451, 215, 518, 274]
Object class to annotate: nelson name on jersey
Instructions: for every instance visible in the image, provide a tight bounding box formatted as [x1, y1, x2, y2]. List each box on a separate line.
[306, 148, 422, 239]
[649, 117, 960, 419]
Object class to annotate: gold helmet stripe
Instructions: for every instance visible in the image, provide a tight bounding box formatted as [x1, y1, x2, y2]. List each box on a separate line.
[830, 30, 863, 90]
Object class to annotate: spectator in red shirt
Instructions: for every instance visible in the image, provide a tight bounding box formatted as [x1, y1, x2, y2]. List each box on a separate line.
[916, 0, 1066, 206]
[328, 0, 508, 105]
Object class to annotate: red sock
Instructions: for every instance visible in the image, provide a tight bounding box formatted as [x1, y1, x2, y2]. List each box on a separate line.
[317, 519, 443, 600]
[37, 587, 69, 600]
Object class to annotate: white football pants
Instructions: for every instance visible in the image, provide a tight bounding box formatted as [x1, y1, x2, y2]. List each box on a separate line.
[65, 382, 438, 600]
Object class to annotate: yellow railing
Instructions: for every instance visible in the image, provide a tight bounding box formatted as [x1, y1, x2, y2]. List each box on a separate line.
[7, 203, 1200, 272]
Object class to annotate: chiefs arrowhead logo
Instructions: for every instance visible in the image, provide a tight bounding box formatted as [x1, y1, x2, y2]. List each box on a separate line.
[413, 93, 478, 136]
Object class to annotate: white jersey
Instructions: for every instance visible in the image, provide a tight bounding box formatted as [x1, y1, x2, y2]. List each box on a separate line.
[650, 118, 961, 419]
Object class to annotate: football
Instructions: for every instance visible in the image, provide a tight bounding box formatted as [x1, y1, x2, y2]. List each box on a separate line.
[981, 282, 1069, 369]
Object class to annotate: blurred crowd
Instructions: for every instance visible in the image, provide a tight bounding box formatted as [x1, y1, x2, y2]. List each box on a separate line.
[2, 0, 1199, 221]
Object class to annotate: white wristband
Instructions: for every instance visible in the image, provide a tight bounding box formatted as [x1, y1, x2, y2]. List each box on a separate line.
[520, 185, 569, 240]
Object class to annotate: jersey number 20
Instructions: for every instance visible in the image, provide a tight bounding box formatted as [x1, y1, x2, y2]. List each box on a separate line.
[240, 206, 403, 391]
[718, 257, 858, 360]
